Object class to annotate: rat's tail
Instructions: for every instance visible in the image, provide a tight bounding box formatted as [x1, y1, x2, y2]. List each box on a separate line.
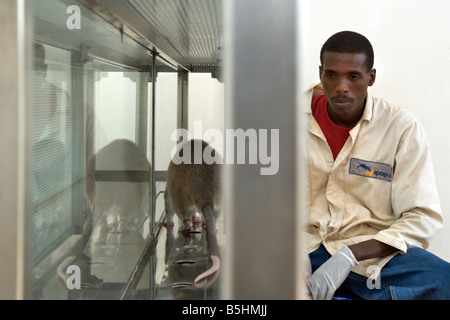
[194, 204, 220, 288]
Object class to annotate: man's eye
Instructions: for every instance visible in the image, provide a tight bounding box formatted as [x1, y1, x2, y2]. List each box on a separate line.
[326, 73, 335, 78]
[350, 74, 360, 80]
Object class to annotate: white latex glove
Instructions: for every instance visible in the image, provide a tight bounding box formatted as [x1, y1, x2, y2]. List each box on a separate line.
[308, 246, 359, 300]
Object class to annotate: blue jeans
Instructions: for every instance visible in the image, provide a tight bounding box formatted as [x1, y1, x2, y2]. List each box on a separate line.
[309, 245, 450, 300]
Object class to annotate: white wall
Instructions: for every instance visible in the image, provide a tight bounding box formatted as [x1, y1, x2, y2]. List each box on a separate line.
[302, 0, 450, 261]
[94, 72, 137, 152]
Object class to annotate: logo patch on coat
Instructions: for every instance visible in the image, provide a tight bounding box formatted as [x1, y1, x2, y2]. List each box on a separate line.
[349, 158, 393, 182]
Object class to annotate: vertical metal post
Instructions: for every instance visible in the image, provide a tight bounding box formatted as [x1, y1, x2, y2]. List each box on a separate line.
[0, 0, 33, 299]
[71, 48, 86, 234]
[177, 69, 189, 130]
[223, 0, 305, 299]
[135, 72, 150, 155]
[149, 54, 158, 300]
[150, 54, 157, 232]
[85, 69, 96, 163]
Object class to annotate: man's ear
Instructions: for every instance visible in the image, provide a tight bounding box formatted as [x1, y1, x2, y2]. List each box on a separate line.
[369, 68, 376, 86]
[319, 65, 323, 79]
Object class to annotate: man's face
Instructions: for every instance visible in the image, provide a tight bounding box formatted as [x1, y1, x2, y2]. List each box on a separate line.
[319, 51, 376, 127]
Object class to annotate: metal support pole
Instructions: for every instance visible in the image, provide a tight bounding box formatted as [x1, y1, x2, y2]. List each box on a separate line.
[150, 54, 157, 233]
[0, 0, 33, 299]
[223, 0, 305, 299]
[135, 72, 150, 155]
[177, 70, 189, 130]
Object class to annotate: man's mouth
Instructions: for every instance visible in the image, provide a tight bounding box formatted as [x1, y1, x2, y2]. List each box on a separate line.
[331, 96, 353, 105]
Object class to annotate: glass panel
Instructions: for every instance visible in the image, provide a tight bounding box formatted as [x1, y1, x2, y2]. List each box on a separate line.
[83, 63, 150, 299]
[30, 0, 223, 301]
[32, 43, 82, 298]
[31, 0, 155, 300]
[152, 67, 179, 299]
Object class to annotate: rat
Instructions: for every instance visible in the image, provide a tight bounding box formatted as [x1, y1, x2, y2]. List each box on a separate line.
[164, 139, 222, 288]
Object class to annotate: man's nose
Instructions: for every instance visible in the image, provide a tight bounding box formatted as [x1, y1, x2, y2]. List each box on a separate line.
[336, 78, 349, 93]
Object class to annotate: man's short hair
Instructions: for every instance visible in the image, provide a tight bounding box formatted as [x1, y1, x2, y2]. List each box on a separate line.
[320, 31, 374, 70]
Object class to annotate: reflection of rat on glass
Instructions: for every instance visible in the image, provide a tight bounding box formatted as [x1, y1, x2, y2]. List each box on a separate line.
[84, 139, 151, 242]
[164, 140, 222, 288]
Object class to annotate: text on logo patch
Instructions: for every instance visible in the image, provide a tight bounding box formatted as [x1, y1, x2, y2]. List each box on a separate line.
[349, 158, 392, 182]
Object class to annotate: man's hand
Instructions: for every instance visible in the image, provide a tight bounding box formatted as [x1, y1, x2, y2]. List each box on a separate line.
[308, 246, 358, 300]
